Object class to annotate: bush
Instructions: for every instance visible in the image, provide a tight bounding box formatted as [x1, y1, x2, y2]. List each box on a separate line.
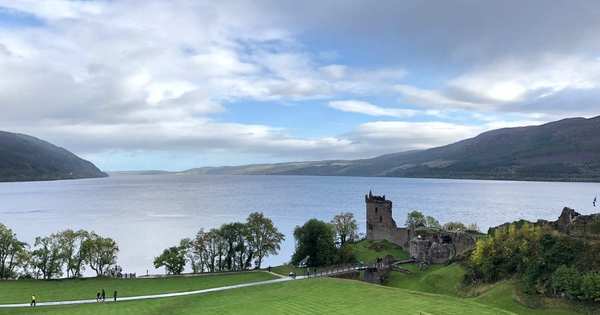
[551, 265, 581, 299]
[581, 273, 600, 302]
[465, 222, 596, 299]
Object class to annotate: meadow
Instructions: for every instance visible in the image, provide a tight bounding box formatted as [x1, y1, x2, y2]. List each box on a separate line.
[0, 272, 275, 304]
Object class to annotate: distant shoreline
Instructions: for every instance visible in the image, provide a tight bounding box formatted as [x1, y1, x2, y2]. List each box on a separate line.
[106, 171, 600, 184]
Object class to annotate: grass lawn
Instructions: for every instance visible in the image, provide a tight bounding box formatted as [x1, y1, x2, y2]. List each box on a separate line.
[0, 271, 276, 304]
[387, 263, 584, 315]
[347, 239, 409, 263]
[2, 278, 510, 315]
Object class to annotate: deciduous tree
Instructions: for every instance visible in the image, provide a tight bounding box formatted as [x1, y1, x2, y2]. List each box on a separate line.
[82, 233, 119, 277]
[246, 212, 284, 269]
[331, 212, 358, 247]
[292, 219, 337, 267]
[0, 223, 27, 279]
[153, 245, 187, 275]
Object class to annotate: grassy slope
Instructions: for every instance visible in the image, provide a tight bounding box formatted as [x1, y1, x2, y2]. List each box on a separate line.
[387, 263, 465, 296]
[387, 264, 582, 315]
[347, 239, 409, 263]
[2, 278, 509, 315]
[0, 272, 275, 304]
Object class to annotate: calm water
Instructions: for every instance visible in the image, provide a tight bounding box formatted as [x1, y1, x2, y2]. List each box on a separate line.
[0, 174, 598, 275]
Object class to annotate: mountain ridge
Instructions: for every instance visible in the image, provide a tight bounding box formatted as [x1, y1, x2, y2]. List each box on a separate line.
[180, 116, 600, 182]
[0, 131, 107, 182]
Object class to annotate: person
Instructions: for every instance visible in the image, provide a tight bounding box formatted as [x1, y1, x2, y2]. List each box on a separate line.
[30, 294, 36, 307]
[594, 196, 597, 207]
[101, 289, 106, 302]
[96, 291, 100, 302]
[268, 266, 271, 272]
[113, 290, 118, 302]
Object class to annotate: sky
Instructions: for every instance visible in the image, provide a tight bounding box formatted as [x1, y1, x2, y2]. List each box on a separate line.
[1, 0, 600, 171]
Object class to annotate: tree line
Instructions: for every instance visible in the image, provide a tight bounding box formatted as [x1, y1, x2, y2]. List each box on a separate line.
[405, 210, 480, 232]
[153, 212, 285, 275]
[0, 224, 118, 279]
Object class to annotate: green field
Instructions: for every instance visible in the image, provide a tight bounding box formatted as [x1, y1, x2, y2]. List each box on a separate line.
[2, 278, 510, 315]
[0, 272, 275, 304]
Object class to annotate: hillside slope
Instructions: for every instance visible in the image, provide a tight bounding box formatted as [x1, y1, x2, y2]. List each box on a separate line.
[0, 131, 107, 182]
[184, 116, 600, 181]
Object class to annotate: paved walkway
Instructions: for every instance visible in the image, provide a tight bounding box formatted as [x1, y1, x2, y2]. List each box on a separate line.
[0, 266, 360, 308]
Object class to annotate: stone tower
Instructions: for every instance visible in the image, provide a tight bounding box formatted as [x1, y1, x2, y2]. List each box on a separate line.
[365, 191, 409, 247]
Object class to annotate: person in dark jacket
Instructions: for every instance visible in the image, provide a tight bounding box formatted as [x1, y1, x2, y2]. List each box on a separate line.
[113, 290, 118, 302]
[101, 289, 106, 302]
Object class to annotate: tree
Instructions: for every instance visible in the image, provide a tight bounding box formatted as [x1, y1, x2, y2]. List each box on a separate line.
[425, 216, 441, 229]
[0, 223, 27, 279]
[154, 246, 187, 275]
[31, 234, 63, 280]
[219, 222, 249, 271]
[82, 233, 119, 277]
[331, 212, 358, 246]
[57, 229, 89, 278]
[406, 210, 426, 229]
[246, 212, 285, 269]
[180, 237, 201, 273]
[443, 222, 466, 232]
[291, 219, 337, 267]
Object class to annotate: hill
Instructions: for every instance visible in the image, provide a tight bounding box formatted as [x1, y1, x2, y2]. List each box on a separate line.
[0, 131, 107, 182]
[183, 116, 600, 181]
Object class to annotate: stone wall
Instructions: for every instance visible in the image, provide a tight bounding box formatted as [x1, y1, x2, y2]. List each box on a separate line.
[408, 231, 476, 264]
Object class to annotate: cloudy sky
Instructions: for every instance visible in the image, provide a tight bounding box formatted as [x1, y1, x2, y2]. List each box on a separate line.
[1, 0, 599, 171]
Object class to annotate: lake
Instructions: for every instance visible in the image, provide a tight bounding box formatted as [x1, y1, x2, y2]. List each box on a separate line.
[0, 174, 598, 275]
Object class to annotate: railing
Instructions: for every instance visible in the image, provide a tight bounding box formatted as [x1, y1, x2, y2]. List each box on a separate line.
[300, 261, 392, 279]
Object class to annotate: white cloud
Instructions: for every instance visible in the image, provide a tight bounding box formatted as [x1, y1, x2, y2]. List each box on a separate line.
[394, 55, 600, 116]
[394, 84, 482, 109]
[0, 0, 412, 162]
[351, 121, 484, 150]
[0, 0, 596, 169]
[328, 100, 419, 118]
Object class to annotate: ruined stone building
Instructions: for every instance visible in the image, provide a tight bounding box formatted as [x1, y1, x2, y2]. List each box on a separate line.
[366, 191, 410, 247]
[365, 191, 476, 264]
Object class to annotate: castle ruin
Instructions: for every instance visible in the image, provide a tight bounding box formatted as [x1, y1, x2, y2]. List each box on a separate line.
[365, 191, 410, 247]
[365, 191, 477, 264]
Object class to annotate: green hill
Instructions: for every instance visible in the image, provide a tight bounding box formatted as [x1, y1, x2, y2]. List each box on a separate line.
[0, 131, 106, 182]
[183, 116, 600, 182]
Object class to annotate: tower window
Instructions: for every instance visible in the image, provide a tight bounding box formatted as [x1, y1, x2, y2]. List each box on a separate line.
[368, 224, 373, 230]
[375, 207, 378, 213]
[379, 216, 383, 223]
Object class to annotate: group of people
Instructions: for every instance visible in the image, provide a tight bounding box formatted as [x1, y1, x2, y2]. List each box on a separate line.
[96, 289, 118, 302]
[29, 289, 119, 307]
